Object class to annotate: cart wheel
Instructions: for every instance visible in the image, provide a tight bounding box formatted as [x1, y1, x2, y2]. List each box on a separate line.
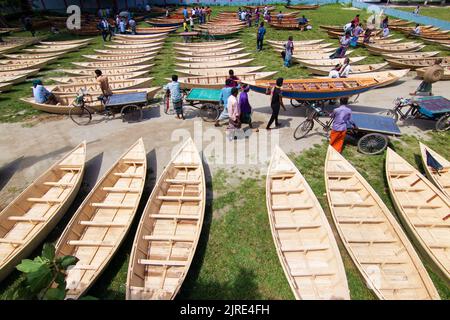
[290, 99, 303, 108]
[384, 109, 399, 122]
[435, 113, 450, 132]
[69, 106, 92, 126]
[121, 104, 143, 123]
[199, 104, 219, 122]
[293, 120, 314, 140]
[357, 133, 388, 155]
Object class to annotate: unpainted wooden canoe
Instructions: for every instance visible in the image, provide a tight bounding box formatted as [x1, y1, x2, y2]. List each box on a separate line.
[175, 59, 254, 69]
[386, 56, 450, 69]
[419, 142, 450, 199]
[174, 43, 242, 53]
[49, 78, 153, 94]
[293, 50, 354, 60]
[174, 66, 266, 76]
[381, 51, 440, 59]
[385, 148, 450, 282]
[267, 39, 325, 46]
[105, 43, 164, 49]
[365, 42, 425, 55]
[112, 39, 165, 45]
[175, 53, 251, 63]
[295, 56, 367, 67]
[82, 53, 156, 61]
[175, 72, 278, 89]
[55, 139, 146, 299]
[50, 71, 150, 84]
[172, 39, 240, 47]
[126, 138, 205, 300]
[94, 48, 160, 55]
[325, 146, 440, 299]
[60, 65, 154, 76]
[306, 63, 388, 76]
[3, 51, 68, 59]
[0, 142, 86, 282]
[40, 39, 93, 45]
[72, 57, 155, 68]
[266, 145, 349, 300]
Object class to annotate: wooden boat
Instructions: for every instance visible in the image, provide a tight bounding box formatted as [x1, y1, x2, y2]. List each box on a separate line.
[420, 38, 450, 46]
[55, 139, 146, 299]
[40, 39, 93, 45]
[390, 19, 412, 27]
[93, 48, 160, 55]
[267, 39, 325, 46]
[357, 38, 403, 46]
[196, 25, 244, 31]
[3, 52, 68, 59]
[176, 48, 246, 57]
[0, 68, 39, 79]
[416, 66, 450, 80]
[60, 65, 154, 76]
[105, 43, 165, 50]
[35, 43, 89, 50]
[146, 18, 183, 27]
[0, 58, 55, 71]
[245, 5, 276, 10]
[0, 82, 12, 92]
[172, 39, 240, 47]
[365, 42, 425, 55]
[0, 74, 30, 85]
[295, 56, 367, 67]
[49, 78, 153, 94]
[82, 54, 156, 61]
[175, 59, 254, 69]
[266, 146, 349, 300]
[50, 71, 150, 84]
[293, 50, 354, 60]
[115, 33, 172, 40]
[0, 142, 86, 282]
[175, 53, 251, 63]
[306, 63, 388, 76]
[269, 22, 303, 30]
[381, 51, 440, 59]
[112, 39, 165, 45]
[419, 142, 450, 199]
[23, 45, 83, 54]
[72, 57, 155, 68]
[126, 138, 205, 300]
[244, 78, 379, 101]
[135, 27, 177, 34]
[195, 30, 241, 37]
[173, 42, 241, 52]
[325, 146, 440, 299]
[327, 30, 383, 39]
[342, 69, 410, 88]
[269, 42, 333, 50]
[319, 25, 348, 32]
[285, 5, 319, 10]
[385, 148, 450, 282]
[175, 66, 266, 76]
[175, 72, 277, 89]
[21, 88, 160, 114]
[386, 57, 450, 70]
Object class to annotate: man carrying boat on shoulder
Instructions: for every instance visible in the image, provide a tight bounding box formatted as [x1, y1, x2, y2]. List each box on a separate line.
[410, 58, 443, 96]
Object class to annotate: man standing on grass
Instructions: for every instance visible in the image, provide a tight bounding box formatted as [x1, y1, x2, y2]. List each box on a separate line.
[329, 97, 355, 153]
[257, 22, 266, 51]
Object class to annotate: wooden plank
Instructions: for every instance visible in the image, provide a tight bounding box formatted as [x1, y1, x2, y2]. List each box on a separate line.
[281, 244, 329, 252]
[27, 197, 63, 203]
[0, 238, 25, 245]
[43, 181, 75, 187]
[143, 235, 195, 242]
[79, 221, 128, 227]
[91, 202, 136, 209]
[165, 179, 201, 185]
[270, 188, 304, 194]
[138, 259, 186, 266]
[148, 214, 200, 220]
[157, 195, 202, 202]
[8, 216, 47, 222]
[103, 186, 141, 193]
[113, 172, 143, 178]
[290, 269, 335, 277]
[67, 240, 115, 247]
[272, 204, 313, 211]
[275, 223, 321, 230]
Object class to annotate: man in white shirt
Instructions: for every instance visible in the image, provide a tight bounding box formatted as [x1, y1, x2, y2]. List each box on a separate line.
[343, 22, 352, 32]
[339, 58, 351, 78]
[382, 27, 389, 38]
[328, 64, 341, 78]
[119, 19, 126, 34]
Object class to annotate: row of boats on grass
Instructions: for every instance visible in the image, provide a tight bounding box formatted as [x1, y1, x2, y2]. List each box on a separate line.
[0, 138, 448, 299]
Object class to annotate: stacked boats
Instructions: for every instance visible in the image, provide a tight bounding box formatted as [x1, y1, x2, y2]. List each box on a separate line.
[21, 33, 165, 114]
[0, 38, 92, 92]
[193, 12, 246, 37]
[174, 39, 276, 88]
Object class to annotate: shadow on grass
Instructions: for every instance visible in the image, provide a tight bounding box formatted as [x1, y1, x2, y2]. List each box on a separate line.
[86, 149, 157, 300]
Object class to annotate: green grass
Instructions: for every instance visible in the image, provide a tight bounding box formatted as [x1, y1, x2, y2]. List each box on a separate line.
[395, 6, 450, 22]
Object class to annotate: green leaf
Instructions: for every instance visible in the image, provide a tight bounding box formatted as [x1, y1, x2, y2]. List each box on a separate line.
[27, 265, 53, 294]
[44, 287, 66, 300]
[57, 256, 79, 269]
[41, 243, 55, 261]
[54, 272, 66, 289]
[16, 259, 44, 273]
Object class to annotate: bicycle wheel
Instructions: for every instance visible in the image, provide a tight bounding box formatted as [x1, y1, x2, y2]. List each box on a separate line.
[121, 105, 143, 123]
[435, 113, 450, 132]
[384, 109, 399, 122]
[293, 120, 314, 140]
[199, 104, 219, 122]
[290, 99, 303, 108]
[357, 133, 388, 155]
[69, 106, 92, 126]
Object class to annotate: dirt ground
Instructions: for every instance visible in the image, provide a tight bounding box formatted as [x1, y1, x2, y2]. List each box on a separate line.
[0, 73, 448, 206]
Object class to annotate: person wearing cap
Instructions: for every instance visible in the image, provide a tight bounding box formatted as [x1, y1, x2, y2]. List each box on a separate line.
[32, 80, 57, 104]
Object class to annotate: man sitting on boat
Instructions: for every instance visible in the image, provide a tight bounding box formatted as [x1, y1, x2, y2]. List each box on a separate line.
[411, 24, 421, 36]
[329, 97, 355, 153]
[33, 80, 57, 105]
[330, 33, 350, 59]
[338, 58, 351, 78]
[297, 15, 309, 31]
[276, 11, 284, 23]
[328, 64, 341, 78]
[410, 58, 444, 96]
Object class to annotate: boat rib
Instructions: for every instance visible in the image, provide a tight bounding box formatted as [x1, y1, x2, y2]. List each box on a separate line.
[126, 138, 205, 300]
[55, 138, 147, 299]
[0, 142, 86, 282]
[325, 146, 440, 300]
[386, 148, 450, 282]
[266, 146, 350, 300]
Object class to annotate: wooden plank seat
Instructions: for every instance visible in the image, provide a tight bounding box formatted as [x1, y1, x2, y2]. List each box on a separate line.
[393, 187, 426, 192]
[388, 170, 414, 176]
[43, 181, 75, 187]
[270, 188, 304, 194]
[67, 240, 116, 247]
[346, 238, 397, 244]
[327, 171, 355, 178]
[337, 217, 385, 224]
[429, 243, 450, 249]
[413, 221, 450, 228]
[113, 172, 143, 178]
[69, 264, 98, 270]
[270, 171, 296, 179]
[91, 202, 136, 209]
[157, 195, 201, 202]
[281, 244, 329, 252]
[402, 204, 441, 209]
[378, 284, 425, 291]
[0, 238, 25, 245]
[358, 256, 409, 264]
[165, 179, 201, 185]
[173, 163, 198, 169]
[8, 216, 47, 222]
[143, 235, 195, 242]
[138, 259, 187, 266]
[272, 204, 313, 211]
[103, 186, 141, 193]
[27, 197, 63, 203]
[290, 269, 336, 277]
[122, 160, 145, 165]
[275, 222, 321, 230]
[59, 167, 82, 171]
[329, 187, 362, 192]
[148, 214, 200, 220]
[79, 220, 128, 227]
[333, 202, 375, 208]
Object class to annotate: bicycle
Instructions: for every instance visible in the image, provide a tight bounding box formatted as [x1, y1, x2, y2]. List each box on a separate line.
[293, 103, 333, 140]
[69, 89, 115, 126]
